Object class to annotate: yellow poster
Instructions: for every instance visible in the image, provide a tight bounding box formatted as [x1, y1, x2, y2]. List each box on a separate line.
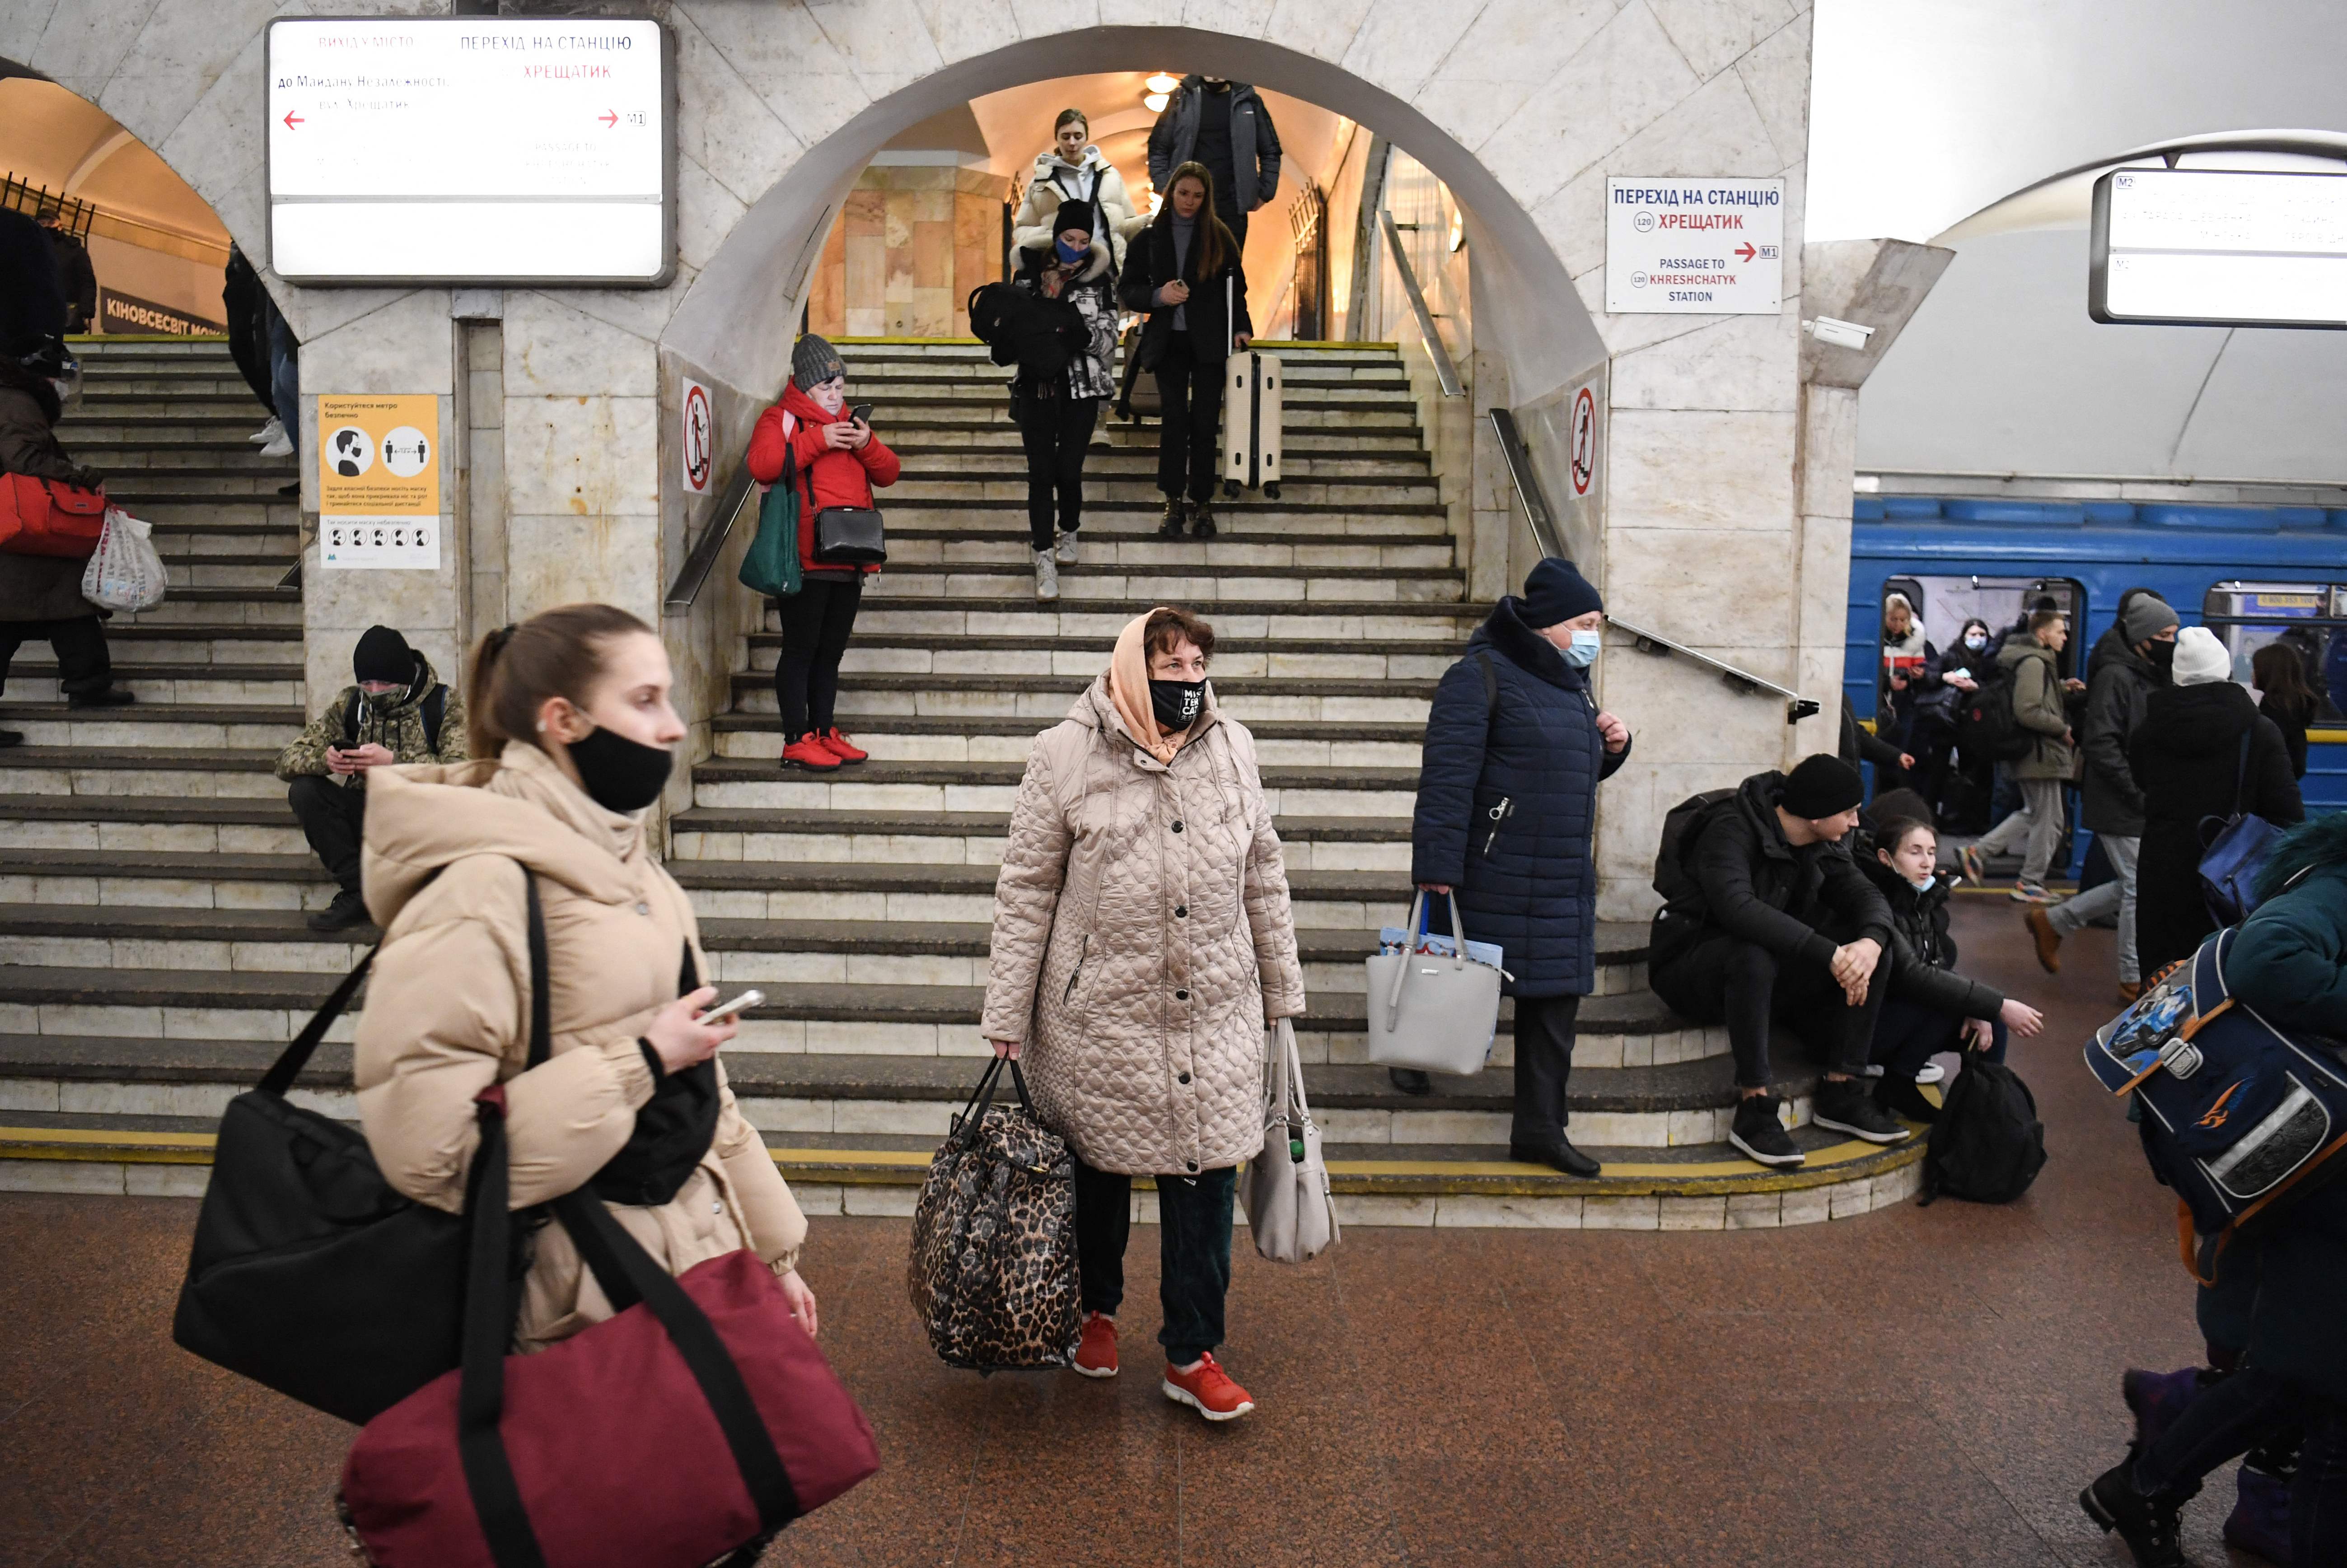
[318, 394, 442, 569]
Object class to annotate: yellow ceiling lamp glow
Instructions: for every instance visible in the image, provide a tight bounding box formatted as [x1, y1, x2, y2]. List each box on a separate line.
[1143, 92, 1169, 112]
[1145, 73, 1180, 94]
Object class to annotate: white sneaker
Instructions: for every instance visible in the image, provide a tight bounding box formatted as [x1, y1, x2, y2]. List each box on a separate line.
[258, 430, 295, 458]
[1916, 1061, 1946, 1085]
[249, 416, 284, 445]
[1032, 548, 1059, 601]
[1055, 531, 1079, 565]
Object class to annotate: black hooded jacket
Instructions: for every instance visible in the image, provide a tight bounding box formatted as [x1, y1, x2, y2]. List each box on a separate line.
[2078, 624, 2163, 836]
[1853, 849, 2005, 1021]
[1650, 770, 1893, 970]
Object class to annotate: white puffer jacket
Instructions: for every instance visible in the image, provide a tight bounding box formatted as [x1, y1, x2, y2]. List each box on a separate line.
[1010, 147, 1148, 268]
[981, 678, 1305, 1176]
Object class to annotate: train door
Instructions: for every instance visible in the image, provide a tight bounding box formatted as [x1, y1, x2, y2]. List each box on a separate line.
[1885, 575, 2085, 679]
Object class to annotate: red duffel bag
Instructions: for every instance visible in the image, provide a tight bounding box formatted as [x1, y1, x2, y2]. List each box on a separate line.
[0, 471, 107, 557]
[339, 1092, 879, 1568]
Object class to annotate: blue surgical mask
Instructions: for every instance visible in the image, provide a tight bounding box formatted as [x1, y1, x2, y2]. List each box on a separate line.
[1560, 629, 1601, 668]
[1055, 238, 1086, 266]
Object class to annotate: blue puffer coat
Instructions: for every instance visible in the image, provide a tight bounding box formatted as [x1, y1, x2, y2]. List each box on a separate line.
[1409, 597, 1631, 998]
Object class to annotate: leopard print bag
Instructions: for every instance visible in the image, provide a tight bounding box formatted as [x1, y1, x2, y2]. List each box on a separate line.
[907, 1057, 1082, 1371]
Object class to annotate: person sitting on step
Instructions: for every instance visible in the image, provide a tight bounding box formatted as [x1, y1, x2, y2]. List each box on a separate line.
[1855, 814, 2045, 1125]
[275, 625, 466, 932]
[1645, 754, 1914, 1168]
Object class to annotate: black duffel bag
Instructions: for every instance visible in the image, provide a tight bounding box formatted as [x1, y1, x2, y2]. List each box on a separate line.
[811, 505, 885, 566]
[171, 865, 549, 1425]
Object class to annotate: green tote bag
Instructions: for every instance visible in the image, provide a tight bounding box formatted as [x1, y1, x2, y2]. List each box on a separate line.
[738, 414, 802, 599]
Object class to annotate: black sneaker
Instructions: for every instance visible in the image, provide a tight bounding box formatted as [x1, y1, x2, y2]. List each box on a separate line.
[1510, 1137, 1601, 1178]
[1388, 1067, 1431, 1096]
[66, 686, 136, 709]
[1874, 1075, 1940, 1125]
[306, 889, 373, 933]
[1813, 1077, 1914, 1144]
[1157, 498, 1186, 537]
[1729, 1093, 1804, 1168]
[1189, 501, 1218, 537]
[2080, 1461, 2188, 1568]
[0, 728, 20, 749]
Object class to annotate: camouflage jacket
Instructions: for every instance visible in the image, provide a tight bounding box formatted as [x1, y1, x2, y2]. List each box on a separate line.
[276, 658, 468, 784]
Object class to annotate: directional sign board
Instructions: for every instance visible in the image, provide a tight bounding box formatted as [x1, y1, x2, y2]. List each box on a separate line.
[1605, 177, 1784, 314]
[266, 18, 673, 286]
[2092, 168, 2347, 328]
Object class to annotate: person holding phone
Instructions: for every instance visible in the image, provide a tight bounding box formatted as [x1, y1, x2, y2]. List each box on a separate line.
[354, 603, 817, 1355]
[745, 334, 900, 772]
[1118, 163, 1250, 539]
[1010, 195, 1119, 600]
[275, 625, 467, 932]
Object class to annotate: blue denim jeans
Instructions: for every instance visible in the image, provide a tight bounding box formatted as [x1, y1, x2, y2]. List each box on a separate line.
[1072, 1155, 1235, 1367]
[266, 304, 299, 459]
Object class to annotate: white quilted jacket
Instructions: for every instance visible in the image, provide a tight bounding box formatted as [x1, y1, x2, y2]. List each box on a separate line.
[981, 678, 1306, 1176]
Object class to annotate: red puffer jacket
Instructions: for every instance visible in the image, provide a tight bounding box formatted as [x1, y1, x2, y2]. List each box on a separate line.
[745, 378, 901, 575]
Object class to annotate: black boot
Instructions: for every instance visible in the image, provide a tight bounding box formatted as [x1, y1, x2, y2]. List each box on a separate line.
[1157, 497, 1186, 537]
[66, 685, 136, 709]
[2079, 1461, 2188, 1568]
[1388, 1067, 1431, 1096]
[0, 728, 20, 748]
[1874, 1074, 1940, 1125]
[1188, 499, 1217, 537]
[1510, 1135, 1601, 1178]
[307, 889, 374, 933]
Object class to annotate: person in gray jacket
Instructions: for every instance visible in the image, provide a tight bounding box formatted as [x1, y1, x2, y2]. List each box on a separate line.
[1146, 76, 1282, 247]
[2023, 593, 2176, 1003]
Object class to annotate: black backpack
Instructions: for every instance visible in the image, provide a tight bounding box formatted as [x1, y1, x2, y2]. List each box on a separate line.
[1954, 664, 2033, 763]
[1650, 788, 1737, 915]
[966, 281, 1087, 383]
[1918, 1058, 2047, 1204]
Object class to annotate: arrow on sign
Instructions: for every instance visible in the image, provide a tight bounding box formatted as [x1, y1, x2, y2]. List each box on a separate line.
[282, 110, 304, 130]
[1735, 242, 1756, 262]
[599, 109, 618, 128]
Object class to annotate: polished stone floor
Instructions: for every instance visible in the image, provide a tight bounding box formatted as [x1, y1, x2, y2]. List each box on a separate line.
[2, 901, 2252, 1566]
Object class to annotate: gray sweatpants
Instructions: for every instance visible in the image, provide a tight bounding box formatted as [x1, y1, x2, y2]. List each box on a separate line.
[2049, 832, 2142, 984]
[1976, 777, 2065, 887]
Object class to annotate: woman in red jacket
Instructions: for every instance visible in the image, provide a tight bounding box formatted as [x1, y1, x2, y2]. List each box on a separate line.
[745, 335, 902, 771]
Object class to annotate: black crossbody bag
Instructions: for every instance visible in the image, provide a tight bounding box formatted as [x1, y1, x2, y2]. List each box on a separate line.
[811, 504, 885, 566]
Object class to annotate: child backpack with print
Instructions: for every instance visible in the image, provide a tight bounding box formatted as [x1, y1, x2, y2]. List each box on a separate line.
[1918, 1057, 2047, 1204]
[1954, 663, 2033, 763]
[2084, 927, 2347, 1283]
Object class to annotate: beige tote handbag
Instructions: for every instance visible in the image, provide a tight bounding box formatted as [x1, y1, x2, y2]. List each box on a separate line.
[1239, 1019, 1340, 1264]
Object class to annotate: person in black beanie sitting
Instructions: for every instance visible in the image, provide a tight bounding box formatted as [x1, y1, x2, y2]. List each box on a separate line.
[1646, 753, 1912, 1167]
[275, 625, 466, 931]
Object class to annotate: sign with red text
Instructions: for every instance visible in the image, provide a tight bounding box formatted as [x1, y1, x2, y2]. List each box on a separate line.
[1605, 177, 1784, 314]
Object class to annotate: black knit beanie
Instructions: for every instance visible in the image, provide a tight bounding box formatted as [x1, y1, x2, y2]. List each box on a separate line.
[352, 625, 415, 686]
[791, 333, 845, 389]
[1779, 754, 1864, 820]
[1519, 557, 1603, 629]
[1053, 196, 1096, 239]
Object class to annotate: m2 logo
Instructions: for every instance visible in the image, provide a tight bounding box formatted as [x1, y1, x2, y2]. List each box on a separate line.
[2196, 1082, 2244, 1129]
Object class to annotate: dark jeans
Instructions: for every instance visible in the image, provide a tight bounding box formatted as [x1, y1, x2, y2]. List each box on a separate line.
[266, 304, 299, 459]
[1511, 992, 1581, 1146]
[1016, 392, 1096, 550]
[0, 614, 112, 699]
[1871, 995, 2006, 1076]
[771, 574, 862, 742]
[2131, 1367, 2347, 1565]
[1649, 921, 1888, 1087]
[287, 775, 365, 893]
[1072, 1153, 1235, 1366]
[1153, 333, 1223, 504]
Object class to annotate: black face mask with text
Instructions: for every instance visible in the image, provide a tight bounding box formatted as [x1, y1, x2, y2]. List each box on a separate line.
[1150, 678, 1206, 733]
[565, 724, 674, 813]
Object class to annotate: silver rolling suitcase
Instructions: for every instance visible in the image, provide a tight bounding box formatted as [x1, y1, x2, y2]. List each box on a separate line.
[1219, 275, 1282, 499]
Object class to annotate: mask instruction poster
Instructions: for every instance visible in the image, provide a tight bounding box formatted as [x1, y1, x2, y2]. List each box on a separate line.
[319, 394, 441, 569]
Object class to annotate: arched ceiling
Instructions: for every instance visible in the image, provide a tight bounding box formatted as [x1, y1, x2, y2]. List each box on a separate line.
[0, 76, 225, 243]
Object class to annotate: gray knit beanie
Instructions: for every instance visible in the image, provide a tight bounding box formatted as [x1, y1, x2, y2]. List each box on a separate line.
[792, 333, 844, 389]
[2120, 594, 2179, 645]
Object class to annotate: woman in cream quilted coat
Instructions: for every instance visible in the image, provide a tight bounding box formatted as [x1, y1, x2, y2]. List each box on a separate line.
[982, 605, 1304, 1422]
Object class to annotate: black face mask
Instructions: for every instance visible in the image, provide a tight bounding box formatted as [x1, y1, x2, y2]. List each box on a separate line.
[1150, 678, 1205, 733]
[2145, 639, 2177, 678]
[565, 724, 673, 813]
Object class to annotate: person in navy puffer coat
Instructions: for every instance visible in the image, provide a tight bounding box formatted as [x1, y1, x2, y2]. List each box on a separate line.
[1407, 559, 1632, 1176]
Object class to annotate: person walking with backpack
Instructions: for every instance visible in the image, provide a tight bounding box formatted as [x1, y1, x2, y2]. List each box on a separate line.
[1009, 197, 1118, 602]
[2129, 625, 2303, 978]
[275, 625, 467, 932]
[1646, 754, 1914, 1168]
[1957, 608, 2078, 903]
[354, 604, 818, 1357]
[1010, 109, 1147, 270]
[744, 335, 899, 773]
[981, 605, 1303, 1422]
[1145, 77, 1282, 250]
[1118, 163, 1250, 539]
[1403, 559, 1631, 1173]
[2022, 594, 2176, 1003]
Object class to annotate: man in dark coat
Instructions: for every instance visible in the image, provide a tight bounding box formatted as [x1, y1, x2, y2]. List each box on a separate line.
[1646, 754, 1911, 1167]
[1146, 76, 1282, 247]
[2129, 626, 2302, 976]
[1408, 558, 1631, 1176]
[34, 207, 97, 333]
[0, 206, 66, 359]
[2026, 593, 2176, 1002]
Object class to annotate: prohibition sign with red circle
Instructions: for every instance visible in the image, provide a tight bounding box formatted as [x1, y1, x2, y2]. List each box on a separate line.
[1569, 386, 1596, 496]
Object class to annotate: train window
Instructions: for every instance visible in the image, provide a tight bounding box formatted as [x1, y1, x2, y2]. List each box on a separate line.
[1892, 575, 2085, 681]
[2203, 581, 2347, 723]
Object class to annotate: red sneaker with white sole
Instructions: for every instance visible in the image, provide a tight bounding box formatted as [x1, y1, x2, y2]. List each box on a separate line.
[780, 735, 841, 771]
[1072, 1311, 1117, 1378]
[1162, 1353, 1253, 1421]
[815, 727, 868, 764]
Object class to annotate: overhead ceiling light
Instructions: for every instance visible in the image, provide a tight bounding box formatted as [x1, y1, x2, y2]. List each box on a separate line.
[1143, 92, 1169, 112]
[1145, 73, 1179, 95]
[1448, 210, 1465, 251]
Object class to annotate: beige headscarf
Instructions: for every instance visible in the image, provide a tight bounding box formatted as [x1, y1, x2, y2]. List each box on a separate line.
[1108, 607, 1180, 764]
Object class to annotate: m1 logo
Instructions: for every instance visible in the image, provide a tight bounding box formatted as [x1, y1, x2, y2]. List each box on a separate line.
[1569, 386, 1596, 496]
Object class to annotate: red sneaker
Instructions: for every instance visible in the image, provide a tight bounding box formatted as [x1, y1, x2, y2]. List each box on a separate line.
[1072, 1311, 1117, 1378]
[1162, 1352, 1254, 1421]
[780, 735, 841, 771]
[815, 727, 868, 764]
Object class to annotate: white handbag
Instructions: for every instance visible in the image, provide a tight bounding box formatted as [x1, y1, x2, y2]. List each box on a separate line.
[81, 506, 167, 612]
[1239, 1018, 1340, 1264]
[1363, 891, 1506, 1076]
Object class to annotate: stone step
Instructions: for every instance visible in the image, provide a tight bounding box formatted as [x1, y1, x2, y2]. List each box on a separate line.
[684, 756, 1417, 820]
[707, 722, 1424, 770]
[850, 602, 1487, 642]
[53, 622, 299, 663]
[847, 566, 1464, 605]
[150, 556, 295, 590]
[0, 703, 301, 750]
[71, 475, 304, 500]
[883, 445, 1432, 478]
[867, 403, 1419, 432]
[0, 746, 283, 799]
[57, 447, 299, 477]
[730, 670, 1432, 725]
[887, 479, 1446, 513]
[0, 661, 302, 707]
[106, 590, 302, 626]
[865, 379, 1412, 409]
[873, 532, 1455, 570]
[864, 420, 1423, 453]
[788, 628, 1471, 672]
[147, 521, 301, 557]
[112, 499, 300, 528]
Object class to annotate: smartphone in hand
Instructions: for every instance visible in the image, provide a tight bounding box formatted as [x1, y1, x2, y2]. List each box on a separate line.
[849, 403, 873, 427]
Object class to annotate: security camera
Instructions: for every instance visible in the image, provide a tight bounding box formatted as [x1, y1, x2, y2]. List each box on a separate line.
[1803, 316, 1875, 350]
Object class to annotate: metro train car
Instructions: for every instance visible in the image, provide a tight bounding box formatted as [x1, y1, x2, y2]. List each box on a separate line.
[1844, 498, 2347, 823]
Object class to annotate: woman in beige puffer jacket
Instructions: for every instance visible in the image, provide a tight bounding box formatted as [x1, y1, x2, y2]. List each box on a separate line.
[982, 606, 1303, 1420]
[356, 604, 813, 1354]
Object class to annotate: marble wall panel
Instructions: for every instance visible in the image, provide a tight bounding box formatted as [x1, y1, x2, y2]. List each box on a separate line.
[673, 10, 808, 205]
[93, 0, 281, 149]
[1338, 0, 1484, 107]
[913, 0, 1022, 66]
[1648, 0, 1801, 82]
[1606, 409, 1798, 530]
[1258, 0, 1379, 62]
[1599, 55, 1784, 187]
[1405, 0, 1620, 159]
[504, 294, 657, 401]
[1474, 3, 1700, 214]
[507, 514, 663, 622]
[678, 155, 753, 278]
[1181, 0, 1282, 40]
[1609, 313, 1801, 413]
[305, 290, 455, 396]
[1735, 6, 1813, 168]
[801, 0, 947, 100]
[678, 0, 874, 152]
[505, 394, 661, 519]
[1606, 526, 1801, 634]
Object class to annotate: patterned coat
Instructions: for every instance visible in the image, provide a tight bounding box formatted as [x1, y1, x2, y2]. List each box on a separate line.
[981, 678, 1305, 1176]
[275, 656, 468, 784]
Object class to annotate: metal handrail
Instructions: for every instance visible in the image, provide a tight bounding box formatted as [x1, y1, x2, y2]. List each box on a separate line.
[1605, 614, 1820, 726]
[1377, 207, 1462, 397]
[1486, 407, 1563, 560]
[663, 462, 759, 612]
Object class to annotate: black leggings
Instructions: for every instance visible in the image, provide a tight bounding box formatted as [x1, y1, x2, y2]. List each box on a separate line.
[1017, 393, 1097, 549]
[771, 575, 861, 741]
[1153, 333, 1223, 504]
